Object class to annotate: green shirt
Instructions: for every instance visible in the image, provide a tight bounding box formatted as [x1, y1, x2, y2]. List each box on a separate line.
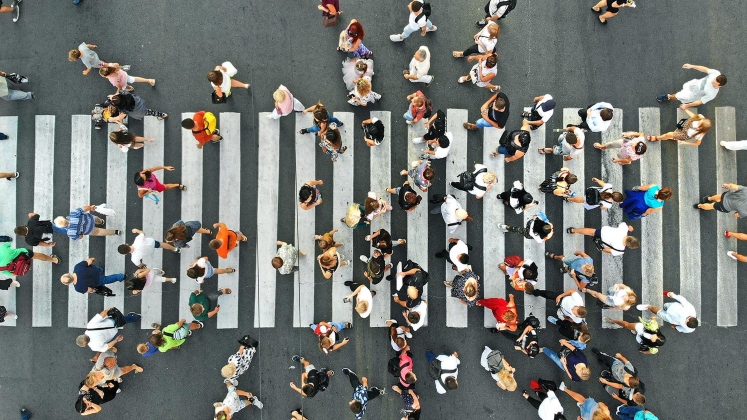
[188, 292, 211, 322]
[158, 323, 187, 352]
[0, 242, 28, 277]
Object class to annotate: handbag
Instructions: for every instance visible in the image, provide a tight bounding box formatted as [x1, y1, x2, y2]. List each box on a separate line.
[675, 118, 688, 130]
[323, 5, 339, 27]
[0, 253, 32, 277]
[211, 90, 228, 104]
[338, 30, 352, 51]
[107, 307, 127, 328]
[95, 286, 116, 297]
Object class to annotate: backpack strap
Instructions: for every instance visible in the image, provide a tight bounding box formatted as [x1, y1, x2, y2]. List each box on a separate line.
[437, 367, 458, 391]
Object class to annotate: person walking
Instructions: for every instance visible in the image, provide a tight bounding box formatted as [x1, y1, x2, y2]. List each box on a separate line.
[76, 307, 140, 352]
[315, 229, 343, 251]
[389, 1, 436, 42]
[392, 260, 428, 310]
[636, 291, 698, 333]
[318, 126, 347, 161]
[15, 212, 67, 247]
[210, 222, 247, 259]
[55, 205, 119, 240]
[189, 288, 231, 321]
[386, 181, 421, 212]
[118, 228, 180, 268]
[430, 194, 472, 233]
[476, 0, 517, 27]
[61, 258, 125, 295]
[591, 0, 635, 24]
[498, 315, 540, 358]
[540, 339, 591, 382]
[530, 288, 587, 325]
[149, 318, 204, 352]
[694, 183, 747, 218]
[208, 61, 250, 101]
[361, 117, 385, 147]
[545, 250, 597, 290]
[401, 159, 434, 193]
[125, 267, 176, 295]
[347, 78, 381, 106]
[426, 350, 460, 394]
[0, 69, 33, 100]
[269, 85, 305, 119]
[164, 220, 211, 249]
[68, 42, 121, 76]
[521, 382, 564, 419]
[133, 166, 185, 199]
[182, 111, 222, 148]
[490, 119, 532, 162]
[107, 90, 167, 121]
[108, 128, 154, 152]
[404, 90, 430, 125]
[571, 102, 613, 132]
[538, 167, 579, 199]
[299, 180, 324, 210]
[342, 58, 374, 91]
[214, 384, 263, 419]
[566, 223, 639, 256]
[457, 52, 499, 92]
[522, 94, 555, 130]
[339, 19, 373, 59]
[85, 351, 143, 386]
[289, 355, 334, 398]
[591, 348, 646, 407]
[479, 346, 517, 391]
[564, 177, 623, 211]
[452, 21, 500, 58]
[319, 246, 351, 279]
[343, 281, 375, 318]
[186, 256, 235, 284]
[477, 294, 518, 331]
[415, 133, 451, 159]
[404, 46, 433, 86]
[445, 270, 480, 307]
[435, 238, 472, 273]
[391, 386, 421, 419]
[593, 131, 647, 165]
[647, 108, 711, 146]
[99, 65, 155, 92]
[464, 90, 509, 131]
[560, 385, 612, 420]
[499, 213, 554, 243]
[620, 184, 672, 220]
[221, 335, 259, 386]
[451, 163, 497, 199]
[603, 317, 666, 355]
[273, 240, 305, 275]
[540, 126, 584, 161]
[498, 180, 538, 214]
[342, 368, 385, 419]
[656, 64, 726, 109]
[500, 256, 538, 292]
[360, 250, 389, 284]
[311, 320, 352, 354]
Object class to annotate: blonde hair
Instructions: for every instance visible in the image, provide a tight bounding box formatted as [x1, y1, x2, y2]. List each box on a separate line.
[498, 370, 517, 391]
[84, 372, 98, 388]
[625, 291, 638, 305]
[272, 89, 286, 103]
[54, 216, 67, 228]
[221, 364, 237, 378]
[592, 410, 612, 420]
[68, 49, 82, 61]
[482, 172, 497, 184]
[60, 274, 74, 285]
[356, 79, 371, 96]
[190, 303, 205, 316]
[356, 301, 369, 314]
[136, 344, 149, 354]
[487, 22, 501, 38]
[693, 116, 712, 135]
[582, 264, 595, 276]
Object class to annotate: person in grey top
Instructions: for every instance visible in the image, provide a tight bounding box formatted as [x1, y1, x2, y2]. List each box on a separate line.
[68, 42, 121, 76]
[0, 69, 32, 101]
[272, 240, 305, 275]
[695, 183, 747, 218]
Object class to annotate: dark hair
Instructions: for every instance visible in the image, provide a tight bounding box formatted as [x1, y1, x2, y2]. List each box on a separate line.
[527, 343, 540, 358]
[523, 268, 537, 280]
[187, 265, 205, 279]
[299, 185, 314, 202]
[634, 141, 647, 155]
[438, 135, 450, 148]
[117, 244, 131, 255]
[523, 283, 535, 294]
[600, 108, 613, 121]
[271, 257, 283, 269]
[686, 317, 699, 328]
[109, 131, 132, 145]
[133, 171, 149, 186]
[554, 414, 567, 420]
[565, 173, 578, 185]
[209, 239, 222, 250]
[565, 133, 578, 145]
[347, 21, 365, 41]
[494, 97, 507, 109]
[520, 193, 534, 206]
[407, 311, 420, 324]
[110, 94, 123, 107]
[350, 400, 363, 414]
[404, 192, 421, 205]
[302, 383, 315, 396]
[75, 395, 87, 413]
[516, 131, 531, 146]
[125, 277, 146, 291]
[457, 254, 469, 264]
[602, 191, 624, 203]
[716, 74, 727, 86]
[410, 1, 422, 12]
[628, 377, 640, 389]
[325, 129, 340, 144]
[485, 53, 498, 68]
[312, 103, 328, 122]
[364, 197, 380, 214]
[368, 260, 381, 275]
[181, 118, 195, 129]
[656, 187, 673, 201]
[444, 376, 458, 390]
[207, 70, 223, 86]
[149, 332, 165, 348]
[14, 226, 28, 236]
[423, 167, 435, 180]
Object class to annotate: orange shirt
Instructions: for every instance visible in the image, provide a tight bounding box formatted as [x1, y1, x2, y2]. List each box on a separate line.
[215, 225, 237, 259]
[191, 111, 214, 145]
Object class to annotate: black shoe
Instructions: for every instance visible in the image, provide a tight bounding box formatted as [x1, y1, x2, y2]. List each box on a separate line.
[126, 312, 141, 318]
[700, 195, 713, 204]
[299, 129, 309, 134]
[591, 347, 601, 356]
[385, 274, 393, 281]
[490, 328, 500, 333]
[475, 20, 487, 27]
[521, 111, 532, 118]
[344, 281, 353, 286]
[600, 370, 613, 380]
[337, 122, 344, 127]
[238, 335, 259, 348]
[114, 230, 121, 235]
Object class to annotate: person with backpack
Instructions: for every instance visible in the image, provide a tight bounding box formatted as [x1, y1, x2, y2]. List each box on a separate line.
[0, 237, 59, 279]
[387, 181, 422, 212]
[389, 1, 436, 42]
[450, 163, 497, 199]
[148, 318, 203, 352]
[453, 21, 500, 59]
[458, 52, 500, 92]
[476, 0, 517, 27]
[545, 250, 596, 290]
[289, 355, 334, 398]
[490, 119, 532, 162]
[565, 177, 623, 211]
[404, 46, 433, 86]
[620, 184, 673, 220]
[75, 307, 141, 352]
[647, 108, 711, 146]
[426, 351, 459, 394]
[499, 213, 554, 243]
[523, 94, 556, 130]
[603, 316, 666, 355]
[539, 168, 579, 199]
[521, 379, 565, 419]
[497, 314, 540, 358]
[463, 90, 510, 131]
[540, 126, 585, 161]
[566, 223, 639, 256]
[498, 180, 538, 214]
[480, 346, 517, 391]
[361, 117, 385, 147]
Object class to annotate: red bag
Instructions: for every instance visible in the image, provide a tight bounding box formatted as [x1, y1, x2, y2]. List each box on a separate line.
[503, 255, 522, 268]
[0, 253, 32, 277]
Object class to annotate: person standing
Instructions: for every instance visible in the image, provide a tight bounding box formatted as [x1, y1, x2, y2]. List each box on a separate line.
[269, 85, 305, 119]
[389, 1, 436, 42]
[463, 90, 510, 131]
[68, 42, 121, 76]
[55, 205, 119, 240]
[221, 335, 259, 386]
[540, 126, 584, 161]
[118, 228, 180, 268]
[61, 257, 125, 294]
[593, 131, 647, 165]
[272, 240, 305, 275]
[566, 223, 639, 256]
[403, 46, 433, 86]
[572, 102, 613, 132]
[76, 308, 141, 352]
[15, 212, 66, 247]
[522, 94, 555, 130]
[426, 350, 460, 394]
[189, 288, 232, 321]
[637, 291, 698, 333]
[695, 183, 747, 218]
[289, 355, 334, 398]
[0, 69, 32, 101]
[490, 119, 532, 162]
[210, 222, 247, 259]
[657, 64, 726, 109]
[134, 166, 185, 199]
[207, 61, 250, 100]
[182, 111, 222, 148]
[342, 368, 384, 419]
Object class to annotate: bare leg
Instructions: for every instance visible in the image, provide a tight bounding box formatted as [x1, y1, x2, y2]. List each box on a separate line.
[731, 252, 747, 263]
[120, 364, 143, 376]
[163, 183, 182, 191]
[584, 288, 606, 304]
[159, 242, 178, 251]
[214, 268, 235, 275]
[0, 172, 18, 178]
[230, 79, 250, 89]
[569, 227, 596, 236]
[131, 77, 156, 86]
[657, 132, 676, 141]
[0, 5, 14, 13]
[32, 253, 59, 264]
[567, 196, 584, 204]
[730, 232, 747, 241]
[197, 227, 212, 234]
[562, 387, 587, 404]
[90, 228, 118, 236]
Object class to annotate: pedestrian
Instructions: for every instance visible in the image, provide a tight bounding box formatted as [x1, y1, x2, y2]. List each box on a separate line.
[499, 213, 554, 243]
[389, 1, 436, 42]
[426, 350, 460, 393]
[361, 116, 385, 147]
[342, 58, 374, 91]
[647, 109, 711, 146]
[694, 182, 747, 218]
[637, 291, 699, 333]
[339, 19, 373, 58]
[490, 119, 532, 162]
[364, 191, 392, 222]
[435, 238, 472, 273]
[540, 126, 585, 161]
[133, 166, 185, 199]
[548, 317, 592, 344]
[221, 335, 259, 386]
[164, 220, 211, 249]
[387, 181, 422, 212]
[415, 108, 446, 141]
[593, 131, 647, 165]
[498, 180, 538, 214]
[315, 229, 343, 252]
[401, 159, 434, 193]
[545, 251, 596, 290]
[477, 294, 518, 331]
[402, 299, 427, 332]
[445, 270, 480, 307]
[403, 90, 430, 125]
[541, 339, 591, 382]
[85, 351, 143, 385]
[559, 384, 612, 420]
[290, 355, 334, 398]
[108, 128, 154, 152]
[300, 102, 344, 136]
[75, 379, 120, 415]
[539, 167, 579, 198]
[342, 202, 369, 229]
[319, 126, 348, 162]
[0, 0, 19, 22]
[182, 111, 222, 149]
[430, 194, 472, 233]
[0, 69, 32, 100]
[299, 180, 324, 210]
[68, 42, 121, 76]
[118, 228, 180, 268]
[657, 64, 726, 109]
[99, 65, 155, 92]
[0, 305, 17, 322]
[342, 368, 384, 419]
[393, 346, 417, 390]
[75, 308, 140, 352]
[572, 102, 613, 132]
[521, 381, 564, 419]
[566, 223, 639, 256]
[344, 281, 375, 318]
[386, 319, 413, 354]
[214, 384, 263, 419]
[15, 212, 66, 248]
[107, 90, 168, 121]
[189, 288, 231, 321]
[617, 407, 659, 420]
[55, 205, 119, 240]
[149, 318, 203, 352]
[603, 317, 666, 355]
[457, 52, 499, 92]
[452, 163, 497, 200]
[591, 348, 645, 407]
[500, 256, 538, 292]
[415, 133, 451, 159]
[497, 314, 540, 356]
[208, 61, 250, 101]
[463, 90, 509, 131]
[531, 288, 587, 325]
[522, 94, 556, 130]
[273, 240, 304, 275]
[392, 260, 428, 310]
[269, 85, 305, 119]
[319, 247, 351, 279]
[210, 222, 247, 259]
[564, 177, 623, 211]
[591, 0, 635, 24]
[360, 250, 389, 285]
[319, 0, 341, 24]
[186, 256, 235, 284]
[476, 0, 517, 27]
[125, 267, 177, 295]
[347, 78, 381, 106]
[620, 184, 672, 220]
[453, 21, 500, 60]
[404, 46, 433, 86]
[479, 346, 517, 391]
[61, 258, 125, 295]
[311, 320, 352, 354]
[391, 386, 421, 419]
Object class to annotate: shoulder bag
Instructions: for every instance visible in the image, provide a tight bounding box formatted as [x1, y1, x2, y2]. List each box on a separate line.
[323, 4, 339, 27]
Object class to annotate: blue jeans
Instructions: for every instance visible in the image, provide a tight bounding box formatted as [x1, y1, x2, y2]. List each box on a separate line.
[403, 110, 414, 121]
[124, 313, 141, 324]
[496, 145, 509, 155]
[307, 116, 342, 133]
[98, 273, 125, 286]
[541, 347, 564, 371]
[476, 118, 495, 129]
[310, 322, 348, 332]
[426, 350, 437, 363]
[20, 411, 30, 420]
[402, 20, 434, 39]
[0, 89, 32, 101]
[617, 405, 643, 420]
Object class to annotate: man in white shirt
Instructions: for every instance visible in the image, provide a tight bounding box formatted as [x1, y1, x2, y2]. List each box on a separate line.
[435, 238, 471, 273]
[426, 350, 460, 394]
[450, 163, 496, 199]
[118, 228, 179, 268]
[529, 288, 587, 324]
[637, 291, 698, 333]
[523, 94, 555, 130]
[567, 223, 640, 256]
[574, 102, 613, 133]
[403, 300, 427, 332]
[404, 46, 433, 86]
[415, 133, 451, 159]
[476, 0, 516, 27]
[430, 194, 470, 234]
[75, 307, 141, 352]
[657, 64, 726, 109]
[390, 1, 436, 42]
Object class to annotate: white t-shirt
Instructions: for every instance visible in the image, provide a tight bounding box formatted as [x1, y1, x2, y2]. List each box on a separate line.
[584, 183, 614, 210]
[190, 258, 210, 284]
[677, 69, 721, 104]
[470, 164, 491, 198]
[488, 0, 510, 17]
[537, 391, 564, 419]
[434, 354, 460, 394]
[449, 240, 470, 272]
[476, 24, 498, 53]
[407, 10, 428, 31]
[560, 129, 585, 158]
[600, 222, 629, 256]
[609, 286, 631, 308]
[215, 387, 246, 416]
[535, 94, 555, 122]
[473, 62, 498, 86]
[409, 46, 431, 78]
[441, 195, 464, 234]
[85, 314, 118, 353]
[130, 233, 156, 266]
[660, 294, 696, 333]
[431, 132, 453, 159]
[586, 102, 613, 133]
[408, 301, 427, 331]
[558, 292, 585, 324]
[357, 286, 373, 318]
[634, 322, 655, 344]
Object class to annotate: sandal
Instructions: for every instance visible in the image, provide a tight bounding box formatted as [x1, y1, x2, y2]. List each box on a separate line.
[458, 76, 470, 84]
[490, 151, 499, 158]
[599, 16, 607, 24]
[647, 135, 660, 142]
[157, 113, 168, 121]
[560, 266, 570, 274]
[51, 254, 61, 265]
[345, 322, 353, 329]
[226, 268, 236, 273]
[545, 252, 556, 259]
[593, 142, 605, 150]
[178, 184, 187, 191]
[591, 6, 601, 12]
[452, 51, 464, 58]
[223, 288, 233, 294]
[566, 227, 575, 234]
[538, 148, 549, 154]
[403, 69, 410, 76]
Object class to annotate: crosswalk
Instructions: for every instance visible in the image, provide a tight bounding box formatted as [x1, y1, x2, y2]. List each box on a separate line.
[0, 107, 739, 329]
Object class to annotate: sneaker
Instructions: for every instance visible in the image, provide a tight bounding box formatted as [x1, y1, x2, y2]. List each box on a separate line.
[359, 255, 369, 263]
[151, 323, 161, 330]
[126, 312, 141, 318]
[121, 65, 131, 71]
[547, 316, 558, 325]
[0, 133, 8, 140]
[521, 111, 532, 118]
[591, 347, 601, 356]
[475, 19, 487, 27]
[636, 304, 649, 311]
[426, 75, 434, 87]
[389, 34, 404, 42]
[725, 230, 732, 238]
[558, 382, 566, 391]
[498, 224, 509, 233]
[174, 247, 181, 254]
[12, 3, 19, 22]
[291, 355, 303, 363]
[489, 328, 500, 333]
[700, 195, 713, 204]
[364, 235, 371, 241]
[371, 386, 386, 395]
[662, 290, 671, 297]
[116, 388, 121, 393]
[238, 335, 259, 348]
[299, 129, 309, 134]
[250, 396, 263, 409]
[193, 320, 204, 329]
[656, 94, 669, 103]
[426, 25, 437, 32]
[727, 251, 739, 260]
[114, 230, 121, 235]
[342, 368, 354, 376]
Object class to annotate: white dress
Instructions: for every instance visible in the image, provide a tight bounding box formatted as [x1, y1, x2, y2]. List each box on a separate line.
[342, 58, 374, 90]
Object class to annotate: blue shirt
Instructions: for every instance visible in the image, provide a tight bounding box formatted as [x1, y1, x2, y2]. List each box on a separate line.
[73, 261, 102, 294]
[580, 398, 600, 420]
[352, 385, 368, 419]
[66, 208, 95, 240]
[140, 343, 159, 357]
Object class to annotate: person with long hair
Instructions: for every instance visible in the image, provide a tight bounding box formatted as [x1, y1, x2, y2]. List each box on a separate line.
[318, 127, 347, 162]
[106, 90, 167, 121]
[164, 220, 211, 249]
[452, 21, 499, 58]
[620, 184, 672, 220]
[342, 57, 374, 91]
[647, 108, 711, 146]
[339, 19, 372, 58]
[591, 0, 635, 24]
[186, 256, 235, 284]
[299, 102, 344, 136]
[318, 246, 351, 280]
[458, 52, 499, 92]
[347, 78, 381, 106]
[108, 129, 153, 152]
[99, 65, 155, 92]
[75, 379, 119, 416]
[133, 165, 185, 199]
[207, 61, 250, 100]
[125, 267, 176, 295]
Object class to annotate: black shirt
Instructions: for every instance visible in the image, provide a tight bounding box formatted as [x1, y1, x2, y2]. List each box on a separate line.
[367, 254, 386, 284]
[486, 92, 510, 128]
[423, 109, 446, 141]
[501, 130, 530, 156]
[397, 184, 419, 211]
[373, 229, 393, 255]
[25, 214, 55, 246]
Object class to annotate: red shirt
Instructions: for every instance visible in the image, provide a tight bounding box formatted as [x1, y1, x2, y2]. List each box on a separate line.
[191, 111, 211, 144]
[215, 225, 237, 259]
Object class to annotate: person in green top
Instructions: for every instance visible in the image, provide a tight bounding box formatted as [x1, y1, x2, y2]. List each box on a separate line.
[0, 238, 60, 277]
[189, 288, 232, 322]
[148, 318, 203, 352]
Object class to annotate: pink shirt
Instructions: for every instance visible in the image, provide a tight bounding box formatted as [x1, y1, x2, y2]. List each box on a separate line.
[275, 85, 294, 116]
[106, 70, 129, 88]
[620, 138, 644, 162]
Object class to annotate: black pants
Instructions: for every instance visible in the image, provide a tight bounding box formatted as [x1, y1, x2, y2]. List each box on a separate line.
[462, 44, 485, 56]
[450, 181, 471, 192]
[595, 350, 617, 370]
[531, 289, 562, 301]
[525, 392, 547, 409]
[556, 318, 581, 340]
[345, 369, 381, 400]
[572, 108, 591, 130]
[348, 281, 362, 292]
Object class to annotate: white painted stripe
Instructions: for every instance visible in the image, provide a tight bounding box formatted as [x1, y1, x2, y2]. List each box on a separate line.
[332, 112, 355, 324]
[254, 113, 280, 328]
[561, 109, 586, 301]
[68, 115, 91, 328]
[179, 113, 205, 323]
[600, 109, 624, 327]
[677, 108, 701, 316]
[445, 109, 469, 328]
[523, 124, 546, 328]
[293, 112, 316, 328]
[0, 116, 18, 327]
[140, 117, 165, 327]
[369, 110, 392, 327]
[715, 107, 738, 326]
[482, 126, 504, 328]
[103, 124, 126, 312]
[407, 120, 429, 326]
[638, 108, 663, 317]
[217, 113, 242, 329]
[31, 116, 54, 327]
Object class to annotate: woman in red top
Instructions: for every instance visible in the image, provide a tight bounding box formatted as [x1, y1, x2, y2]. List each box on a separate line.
[404, 91, 428, 125]
[477, 294, 518, 331]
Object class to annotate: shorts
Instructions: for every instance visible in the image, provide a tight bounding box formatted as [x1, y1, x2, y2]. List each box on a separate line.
[154, 240, 161, 248]
[713, 193, 728, 212]
[606, 0, 620, 13]
[126, 75, 136, 84]
[206, 289, 224, 305]
[305, 364, 316, 373]
[593, 229, 601, 238]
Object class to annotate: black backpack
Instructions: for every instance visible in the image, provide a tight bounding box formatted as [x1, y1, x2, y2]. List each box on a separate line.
[491, 0, 517, 19]
[585, 187, 602, 206]
[363, 119, 385, 141]
[458, 168, 487, 191]
[485, 349, 504, 374]
[388, 356, 411, 377]
[415, 3, 432, 21]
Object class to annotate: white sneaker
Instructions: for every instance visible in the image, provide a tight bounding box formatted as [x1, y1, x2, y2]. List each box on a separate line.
[558, 382, 566, 391]
[359, 255, 369, 263]
[404, 331, 413, 339]
[250, 397, 263, 409]
[170, 278, 178, 284]
[498, 224, 508, 233]
[426, 25, 437, 32]
[389, 34, 404, 42]
[635, 304, 648, 311]
[727, 251, 738, 260]
[364, 235, 371, 241]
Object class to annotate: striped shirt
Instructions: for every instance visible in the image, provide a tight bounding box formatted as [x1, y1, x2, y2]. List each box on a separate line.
[66, 208, 95, 240]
